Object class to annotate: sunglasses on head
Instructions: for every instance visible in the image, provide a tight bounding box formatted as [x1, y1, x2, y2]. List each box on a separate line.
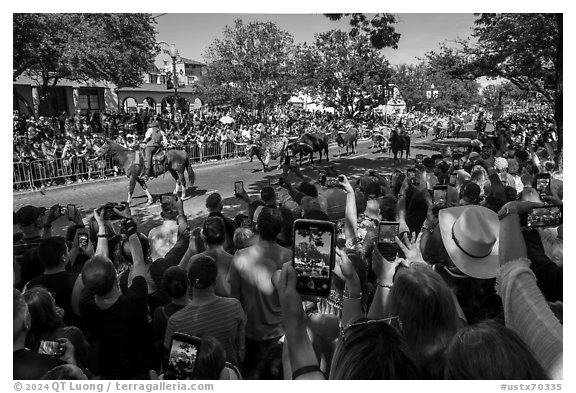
[340, 317, 402, 347]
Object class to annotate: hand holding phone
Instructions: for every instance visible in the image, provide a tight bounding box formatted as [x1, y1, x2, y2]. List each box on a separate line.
[78, 233, 89, 249]
[534, 173, 551, 198]
[449, 173, 457, 187]
[377, 221, 399, 261]
[67, 204, 77, 221]
[165, 333, 201, 380]
[38, 340, 64, 357]
[292, 219, 335, 297]
[521, 205, 562, 229]
[234, 181, 244, 197]
[432, 186, 448, 215]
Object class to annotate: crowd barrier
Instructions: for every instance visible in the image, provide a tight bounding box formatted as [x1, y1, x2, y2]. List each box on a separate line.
[13, 134, 342, 191]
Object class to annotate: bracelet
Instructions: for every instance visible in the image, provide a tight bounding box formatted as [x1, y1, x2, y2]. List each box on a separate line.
[376, 279, 393, 289]
[97, 234, 107, 238]
[292, 365, 323, 380]
[343, 294, 362, 300]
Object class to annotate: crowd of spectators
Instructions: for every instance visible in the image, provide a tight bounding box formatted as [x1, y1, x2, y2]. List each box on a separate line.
[13, 108, 562, 380]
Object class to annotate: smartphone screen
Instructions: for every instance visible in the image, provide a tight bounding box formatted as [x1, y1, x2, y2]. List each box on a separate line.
[325, 176, 339, 188]
[377, 222, 399, 260]
[67, 204, 76, 221]
[534, 174, 551, 197]
[433, 186, 448, 213]
[78, 233, 88, 248]
[38, 340, 63, 356]
[165, 333, 201, 380]
[234, 181, 244, 196]
[449, 173, 457, 187]
[522, 205, 562, 229]
[452, 159, 460, 170]
[293, 219, 335, 297]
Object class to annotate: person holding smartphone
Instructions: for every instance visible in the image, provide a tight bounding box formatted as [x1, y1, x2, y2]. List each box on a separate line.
[79, 206, 158, 379]
[148, 195, 180, 261]
[13, 288, 78, 380]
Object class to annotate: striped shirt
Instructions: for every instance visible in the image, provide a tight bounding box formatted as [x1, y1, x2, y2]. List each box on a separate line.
[164, 297, 246, 366]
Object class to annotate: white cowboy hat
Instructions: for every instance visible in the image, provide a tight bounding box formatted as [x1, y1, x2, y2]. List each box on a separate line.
[438, 205, 499, 279]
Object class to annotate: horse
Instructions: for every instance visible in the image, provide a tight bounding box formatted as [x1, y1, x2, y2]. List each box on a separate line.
[389, 129, 411, 163]
[335, 127, 358, 156]
[96, 140, 195, 205]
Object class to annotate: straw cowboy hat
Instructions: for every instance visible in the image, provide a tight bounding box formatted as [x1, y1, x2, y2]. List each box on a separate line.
[438, 205, 499, 279]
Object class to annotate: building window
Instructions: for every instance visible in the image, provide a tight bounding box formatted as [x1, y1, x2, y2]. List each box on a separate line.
[187, 76, 197, 85]
[160, 75, 166, 84]
[150, 74, 158, 84]
[78, 89, 100, 113]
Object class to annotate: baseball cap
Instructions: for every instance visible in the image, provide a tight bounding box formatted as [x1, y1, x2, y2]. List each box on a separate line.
[301, 196, 323, 217]
[364, 182, 381, 199]
[14, 205, 46, 226]
[468, 152, 480, 160]
[188, 256, 218, 289]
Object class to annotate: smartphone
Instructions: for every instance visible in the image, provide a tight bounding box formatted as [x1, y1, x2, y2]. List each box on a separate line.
[377, 221, 399, 260]
[318, 170, 326, 186]
[67, 204, 76, 221]
[415, 154, 424, 165]
[521, 205, 562, 229]
[433, 185, 448, 214]
[38, 340, 63, 357]
[534, 173, 551, 198]
[234, 181, 244, 197]
[452, 158, 460, 170]
[449, 173, 457, 187]
[325, 176, 339, 188]
[292, 219, 336, 297]
[164, 333, 201, 380]
[78, 233, 89, 248]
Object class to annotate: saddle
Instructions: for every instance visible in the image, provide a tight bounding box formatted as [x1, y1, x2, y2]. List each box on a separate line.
[152, 148, 167, 176]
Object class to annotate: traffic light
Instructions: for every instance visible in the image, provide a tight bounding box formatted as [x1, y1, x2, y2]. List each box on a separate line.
[166, 72, 173, 90]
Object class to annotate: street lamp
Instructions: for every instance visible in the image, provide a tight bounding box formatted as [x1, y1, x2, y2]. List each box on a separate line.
[426, 83, 439, 114]
[169, 44, 179, 119]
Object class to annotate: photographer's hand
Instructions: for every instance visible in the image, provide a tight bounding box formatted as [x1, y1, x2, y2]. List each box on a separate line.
[57, 338, 77, 366]
[93, 208, 108, 257]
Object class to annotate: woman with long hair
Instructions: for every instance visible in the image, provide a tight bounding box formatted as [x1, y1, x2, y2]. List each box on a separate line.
[445, 320, 549, 379]
[23, 286, 92, 369]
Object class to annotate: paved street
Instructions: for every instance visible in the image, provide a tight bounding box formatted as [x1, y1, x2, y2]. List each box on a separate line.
[13, 132, 449, 237]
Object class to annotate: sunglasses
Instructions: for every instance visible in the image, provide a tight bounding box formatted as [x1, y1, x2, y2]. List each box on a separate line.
[340, 317, 402, 347]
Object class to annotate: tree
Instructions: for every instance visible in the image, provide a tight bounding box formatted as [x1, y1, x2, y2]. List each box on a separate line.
[13, 13, 158, 114]
[324, 13, 401, 49]
[299, 30, 391, 117]
[425, 14, 562, 146]
[202, 19, 296, 112]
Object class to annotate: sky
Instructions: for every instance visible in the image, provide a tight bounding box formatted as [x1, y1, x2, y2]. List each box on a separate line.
[153, 13, 479, 67]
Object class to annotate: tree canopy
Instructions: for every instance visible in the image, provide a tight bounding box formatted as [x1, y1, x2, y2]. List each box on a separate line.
[324, 13, 401, 50]
[13, 13, 158, 88]
[297, 30, 391, 117]
[425, 13, 562, 143]
[201, 19, 296, 110]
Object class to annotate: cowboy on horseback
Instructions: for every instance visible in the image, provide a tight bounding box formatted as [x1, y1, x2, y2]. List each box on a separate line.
[142, 119, 167, 181]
